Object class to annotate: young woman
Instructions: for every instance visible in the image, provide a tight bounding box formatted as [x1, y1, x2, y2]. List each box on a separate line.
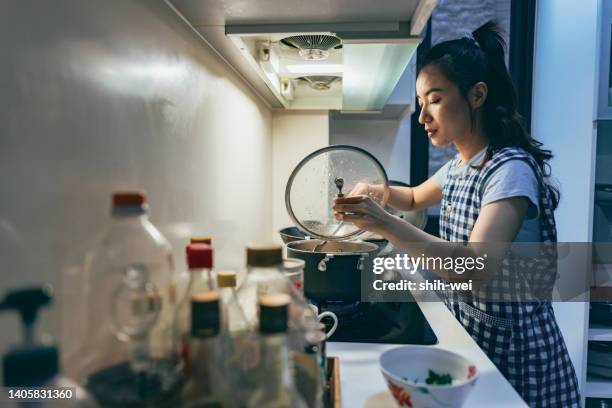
[333, 21, 580, 407]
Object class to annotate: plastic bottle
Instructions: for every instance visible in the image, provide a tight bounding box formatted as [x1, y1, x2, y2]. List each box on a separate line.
[1, 286, 96, 407]
[248, 294, 307, 408]
[174, 244, 216, 372]
[77, 191, 179, 406]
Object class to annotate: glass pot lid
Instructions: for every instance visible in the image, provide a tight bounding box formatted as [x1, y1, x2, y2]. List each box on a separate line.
[285, 145, 389, 241]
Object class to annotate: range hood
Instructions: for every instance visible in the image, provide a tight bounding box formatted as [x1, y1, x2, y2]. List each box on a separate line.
[168, 0, 437, 111]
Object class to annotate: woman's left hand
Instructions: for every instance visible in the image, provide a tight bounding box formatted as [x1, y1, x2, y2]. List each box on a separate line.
[333, 195, 393, 235]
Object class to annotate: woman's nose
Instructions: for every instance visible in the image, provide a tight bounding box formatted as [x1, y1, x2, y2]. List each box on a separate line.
[418, 105, 431, 125]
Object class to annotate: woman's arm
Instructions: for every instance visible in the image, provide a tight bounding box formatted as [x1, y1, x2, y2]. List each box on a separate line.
[333, 195, 529, 282]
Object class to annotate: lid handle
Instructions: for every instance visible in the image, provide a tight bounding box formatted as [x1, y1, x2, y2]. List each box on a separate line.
[334, 177, 344, 197]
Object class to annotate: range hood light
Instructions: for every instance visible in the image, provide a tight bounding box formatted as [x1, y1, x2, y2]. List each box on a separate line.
[286, 64, 344, 74]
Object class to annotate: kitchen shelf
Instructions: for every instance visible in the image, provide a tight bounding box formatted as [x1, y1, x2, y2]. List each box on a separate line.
[589, 325, 612, 341]
[586, 376, 612, 398]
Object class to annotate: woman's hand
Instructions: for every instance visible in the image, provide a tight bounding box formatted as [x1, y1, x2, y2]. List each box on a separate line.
[346, 182, 384, 201]
[333, 195, 394, 235]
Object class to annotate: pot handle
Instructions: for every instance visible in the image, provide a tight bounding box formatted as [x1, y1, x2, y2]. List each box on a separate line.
[317, 254, 334, 272]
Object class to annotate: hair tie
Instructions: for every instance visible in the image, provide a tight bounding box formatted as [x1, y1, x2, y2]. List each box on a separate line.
[460, 30, 480, 48]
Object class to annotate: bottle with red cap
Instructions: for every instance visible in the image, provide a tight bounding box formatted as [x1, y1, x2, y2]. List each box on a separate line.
[174, 243, 216, 373]
[73, 191, 180, 406]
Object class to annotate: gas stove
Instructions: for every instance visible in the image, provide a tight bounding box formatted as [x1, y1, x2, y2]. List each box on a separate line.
[313, 298, 437, 345]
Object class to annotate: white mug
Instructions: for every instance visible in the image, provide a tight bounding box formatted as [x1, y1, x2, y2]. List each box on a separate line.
[309, 304, 338, 340]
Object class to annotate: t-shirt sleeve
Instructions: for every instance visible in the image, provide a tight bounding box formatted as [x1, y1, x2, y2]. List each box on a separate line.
[481, 159, 540, 219]
[433, 160, 452, 189]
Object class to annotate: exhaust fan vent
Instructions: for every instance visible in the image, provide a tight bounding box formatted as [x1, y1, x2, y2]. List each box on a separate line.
[297, 76, 341, 91]
[281, 35, 342, 60]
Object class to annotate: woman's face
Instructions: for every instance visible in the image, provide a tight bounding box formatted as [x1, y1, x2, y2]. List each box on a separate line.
[416, 65, 472, 147]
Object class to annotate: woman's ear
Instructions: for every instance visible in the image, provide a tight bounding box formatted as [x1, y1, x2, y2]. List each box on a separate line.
[469, 82, 488, 109]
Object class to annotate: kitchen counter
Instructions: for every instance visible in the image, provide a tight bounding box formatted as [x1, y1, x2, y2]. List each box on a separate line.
[327, 299, 528, 407]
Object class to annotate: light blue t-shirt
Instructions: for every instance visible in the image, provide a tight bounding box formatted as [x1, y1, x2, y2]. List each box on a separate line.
[433, 147, 541, 242]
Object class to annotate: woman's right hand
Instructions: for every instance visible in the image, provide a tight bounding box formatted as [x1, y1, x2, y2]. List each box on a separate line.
[347, 182, 384, 201]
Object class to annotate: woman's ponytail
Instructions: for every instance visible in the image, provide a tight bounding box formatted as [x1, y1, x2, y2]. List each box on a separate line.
[419, 20, 560, 209]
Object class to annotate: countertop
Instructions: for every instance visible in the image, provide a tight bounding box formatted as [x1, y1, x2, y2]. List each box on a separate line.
[327, 299, 528, 407]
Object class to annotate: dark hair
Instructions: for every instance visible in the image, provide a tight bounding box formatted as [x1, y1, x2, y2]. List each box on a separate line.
[418, 20, 560, 208]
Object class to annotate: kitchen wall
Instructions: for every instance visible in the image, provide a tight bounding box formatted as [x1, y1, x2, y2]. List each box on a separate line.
[0, 0, 273, 358]
[272, 111, 329, 240]
[329, 118, 412, 183]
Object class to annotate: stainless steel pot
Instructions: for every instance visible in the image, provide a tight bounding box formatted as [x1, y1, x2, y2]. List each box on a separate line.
[286, 239, 378, 302]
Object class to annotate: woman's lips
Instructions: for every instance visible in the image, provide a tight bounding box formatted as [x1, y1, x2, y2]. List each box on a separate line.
[426, 129, 437, 138]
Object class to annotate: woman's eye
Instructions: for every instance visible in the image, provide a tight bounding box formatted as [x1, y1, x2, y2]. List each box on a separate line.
[430, 98, 440, 104]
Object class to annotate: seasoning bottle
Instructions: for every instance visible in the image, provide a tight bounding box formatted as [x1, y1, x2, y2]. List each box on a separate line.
[294, 326, 327, 408]
[217, 271, 249, 334]
[182, 291, 222, 407]
[248, 294, 307, 408]
[217, 271, 252, 407]
[237, 244, 317, 333]
[1, 286, 96, 407]
[174, 244, 215, 373]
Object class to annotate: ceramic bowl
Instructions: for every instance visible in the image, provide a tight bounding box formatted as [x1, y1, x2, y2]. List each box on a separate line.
[379, 346, 479, 408]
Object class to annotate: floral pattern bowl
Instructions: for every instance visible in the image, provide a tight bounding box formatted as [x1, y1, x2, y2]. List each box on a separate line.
[379, 346, 479, 408]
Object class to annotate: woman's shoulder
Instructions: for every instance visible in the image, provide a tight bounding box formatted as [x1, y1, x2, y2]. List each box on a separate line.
[483, 147, 540, 176]
[489, 146, 532, 162]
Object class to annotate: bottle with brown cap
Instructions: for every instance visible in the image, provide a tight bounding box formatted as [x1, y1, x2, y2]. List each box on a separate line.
[174, 244, 216, 373]
[248, 294, 307, 408]
[237, 244, 294, 331]
[74, 191, 180, 406]
[181, 290, 222, 407]
[238, 244, 318, 335]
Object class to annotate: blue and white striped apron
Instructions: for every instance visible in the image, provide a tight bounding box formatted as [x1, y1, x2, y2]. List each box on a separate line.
[438, 147, 580, 407]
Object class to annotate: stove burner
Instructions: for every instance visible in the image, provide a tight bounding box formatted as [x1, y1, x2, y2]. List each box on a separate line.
[313, 299, 437, 345]
[316, 300, 360, 316]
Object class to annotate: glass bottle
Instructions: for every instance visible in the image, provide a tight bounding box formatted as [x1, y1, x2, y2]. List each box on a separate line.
[282, 258, 305, 295]
[217, 271, 252, 407]
[293, 327, 327, 408]
[174, 244, 215, 374]
[77, 191, 180, 406]
[237, 244, 317, 333]
[173, 237, 213, 337]
[217, 270, 249, 334]
[248, 294, 307, 408]
[182, 291, 222, 407]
